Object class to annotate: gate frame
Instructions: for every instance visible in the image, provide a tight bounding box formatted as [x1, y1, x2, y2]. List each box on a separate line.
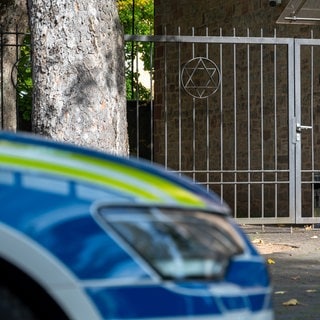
[125, 33, 299, 225]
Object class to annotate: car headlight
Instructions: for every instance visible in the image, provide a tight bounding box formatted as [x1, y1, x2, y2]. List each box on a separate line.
[94, 204, 245, 280]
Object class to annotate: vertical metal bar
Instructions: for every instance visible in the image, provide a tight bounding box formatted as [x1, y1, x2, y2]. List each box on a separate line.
[220, 28, 224, 203]
[149, 41, 154, 162]
[135, 42, 140, 158]
[310, 31, 315, 217]
[205, 27, 209, 58]
[164, 27, 168, 169]
[192, 27, 195, 58]
[294, 40, 302, 222]
[178, 27, 182, 176]
[131, 0, 135, 100]
[260, 29, 265, 218]
[288, 39, 301, 222]
[206, 27, 210, 192]
[192, 96, 196, 183]
[233, 28, 238, 217]
[247, 29, 251, 218]
[192, 27, 196, 183]
[15, 28, 19, 130]
[274, 29, 278, 218]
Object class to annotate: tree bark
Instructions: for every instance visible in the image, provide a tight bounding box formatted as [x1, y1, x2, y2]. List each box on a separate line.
[29, 0, 129, 155]
[0, 0, 29, 131]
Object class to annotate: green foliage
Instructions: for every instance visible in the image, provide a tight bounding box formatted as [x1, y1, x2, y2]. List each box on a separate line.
[118, 0, 153, 35]
[117, 0, 154, 101]
[16, 34, 32, 130]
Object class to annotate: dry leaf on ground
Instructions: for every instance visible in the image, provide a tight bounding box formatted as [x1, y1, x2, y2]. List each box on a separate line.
[282, 299, 299, 306]
[252, 238, 264, 244]
[275, 291, 287, 295]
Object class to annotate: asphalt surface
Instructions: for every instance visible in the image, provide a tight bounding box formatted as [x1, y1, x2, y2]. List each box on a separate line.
[243, 225, 320, 320]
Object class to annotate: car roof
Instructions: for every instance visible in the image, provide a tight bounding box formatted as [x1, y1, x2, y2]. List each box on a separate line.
[0, 131, 230, 214]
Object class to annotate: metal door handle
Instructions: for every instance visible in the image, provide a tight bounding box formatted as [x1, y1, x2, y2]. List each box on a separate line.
[296, 124, 312, 133]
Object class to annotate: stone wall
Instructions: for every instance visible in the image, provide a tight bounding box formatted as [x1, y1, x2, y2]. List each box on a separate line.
[154, 0, 320, 37]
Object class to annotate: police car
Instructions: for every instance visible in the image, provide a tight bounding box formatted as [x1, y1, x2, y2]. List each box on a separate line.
[0, 132, 273, 319]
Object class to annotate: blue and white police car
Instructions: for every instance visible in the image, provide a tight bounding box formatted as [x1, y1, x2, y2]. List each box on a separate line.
[0, 132, 273, 319]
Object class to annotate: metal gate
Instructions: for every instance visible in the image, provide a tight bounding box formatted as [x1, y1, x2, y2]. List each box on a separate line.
[2, 30, 320, 224]
[125, 31, 320, 225]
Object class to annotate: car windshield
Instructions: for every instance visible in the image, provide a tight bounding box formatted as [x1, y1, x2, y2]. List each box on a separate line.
[97, 206, 244, 280]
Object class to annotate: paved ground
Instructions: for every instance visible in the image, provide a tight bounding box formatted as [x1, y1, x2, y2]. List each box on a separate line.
[242, 225, 320, 320]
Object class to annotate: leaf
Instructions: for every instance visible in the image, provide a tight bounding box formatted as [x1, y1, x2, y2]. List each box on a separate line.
[275, 291, 287, 295]
[252, 238, 264, 244]
[282, 298, 299, 306]
[306, 289, 317, 293]
[267, 258, 275, 264]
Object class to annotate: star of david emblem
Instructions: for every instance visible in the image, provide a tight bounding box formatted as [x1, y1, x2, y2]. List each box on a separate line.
[181, 57, 221, 99]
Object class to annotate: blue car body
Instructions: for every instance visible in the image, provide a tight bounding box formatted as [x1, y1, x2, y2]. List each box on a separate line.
[0, 132, 273, 319]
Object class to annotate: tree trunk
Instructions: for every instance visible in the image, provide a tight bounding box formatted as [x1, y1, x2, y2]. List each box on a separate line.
[0, 0, 29, 131]
[28, 0, 129, 155]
